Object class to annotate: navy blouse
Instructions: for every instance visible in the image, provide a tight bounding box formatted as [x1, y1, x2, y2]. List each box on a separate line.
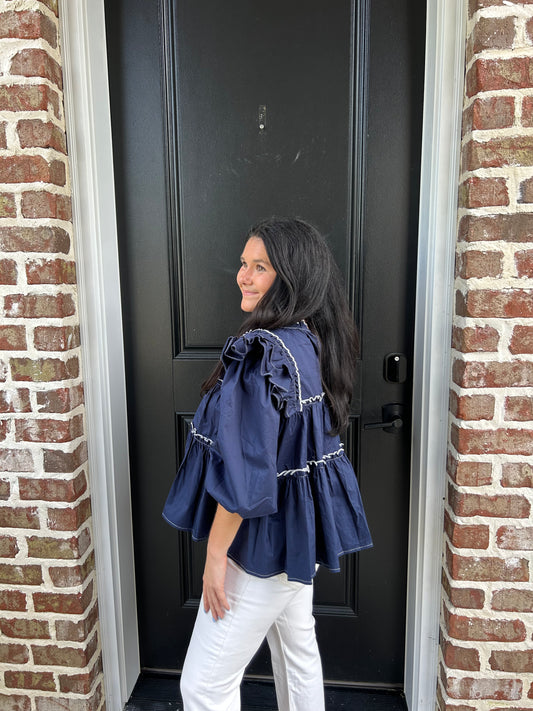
[162, 322, 372, 584]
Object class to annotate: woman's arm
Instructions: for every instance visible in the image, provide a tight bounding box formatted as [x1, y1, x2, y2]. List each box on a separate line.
[203, 503, 242, 620]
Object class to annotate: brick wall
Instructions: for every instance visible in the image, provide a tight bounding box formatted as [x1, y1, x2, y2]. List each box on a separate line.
[0, 1, 104, 710]
[439, 1, 533, 709]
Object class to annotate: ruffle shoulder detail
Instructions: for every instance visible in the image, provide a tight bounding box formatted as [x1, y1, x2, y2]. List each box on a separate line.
[221, 329, 302, 416]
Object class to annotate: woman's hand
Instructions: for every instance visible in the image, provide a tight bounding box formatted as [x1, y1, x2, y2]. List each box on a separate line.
[203, 504, 242, 621]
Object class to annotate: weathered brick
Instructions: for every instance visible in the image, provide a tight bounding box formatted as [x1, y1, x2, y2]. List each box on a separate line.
[0, 618, 49, 640]
[459, 213, 533, 243]
[442, 574, 485, 609]
[0, 10, 57, 46]
[0, 156, 65, 186]
[0, 84, 60, 118]
[5, 671, 56, 692]
[21, 192, 72, 220]
[0, 564, 42, 586]
[519, 177, 533, 204]
[441, 638, 480, 671]
[505, 395, 533, 421]
[453, 359, 533, 388]
[0, 193, 17, 217]
[451, 423, 533, 456]
[447, 609, 526, 642]
[0, 389, 30, 413]
[447, 455, 493, 489]
[49, 551, 94, 587]
[33, 581, 93, 615]
[43, 441, 88, 473]
[490, 649, 533, 672]
[472, 16, 515, 53]
[27, 260, 76, 286]
[449, 391, 494, 421]
[59, 653, 102, 694]
[0, 589, 27, 611]
[34, 325, 80, 351]
[0, 325, 26, 350]
[445, 675, 522, 701]
[36, 384, 84, 413]
[510, 325, 533, 354]
[456, 249, 502, 278]
[452, 325, 499, 353]
[0, 535, 18, 557]
[497, 525, 533, 550]
[523, 95, 533, 128]
[55, 602, 98, 642]
[0, 226, 70, 253]
[0, 506, 39, 529]
[32, 633, 97, 671]
[449, 483, 530, 518]
[19, 471, 87, 502]
[17, 119, 66, 153]
[502, 462, 533, 487]
[0, 448, 33, 472]
[456, 288, 533, 318]
[0, 643, 29, 665]
[0, 259, 17, 285]
[4, 293, 76, 319]
[10, 49, 62, 88]
[458, 176, 509, 208]
[464, 136, 533, 171]
[27, 529, 91, 560]
[444, 510, 489, 548]
[0, 478, 9, 499]
[492, 587, 533, 612]
[465, 96, 514, 132]
[0, 695, 31, 711]
[515, 249, 533, 277]
[15, 414, 84, 444]
[35, 683, 103, 711]
[47, 498, 91, 532]
[467, 57, 533, 96]
[447, 545, 529, 582]
[11, 356, 79, 382]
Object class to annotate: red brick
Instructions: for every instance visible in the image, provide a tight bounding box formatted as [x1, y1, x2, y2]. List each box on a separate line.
[5, 671, 56, 692]
[5, 293, 75, 319]
[0, 643, 29, 665]
[446, 545, 529, 582]
[445, 675, 522, 701]
[0, 506, 39, 529]
[464, 136, 533, 171]
[0, 694, 31, 711]
[19, 471, 87, 502]
[48, 498, 91, 532]
[17, 119, 66, 153]
[0, 259, 17, 285]
[33, 581, 93, 615]
[502, 462, 533, 487]
[56, 602, 98, 642]
[492, 587, 533, 612]
[497, 525, 533, 550]
[456, 249, 502, 278]
[0, 535, 18, 557]
[15, 415, 84, 444]
[49, 551, 94, 587]
[36, 384, 84, 413]
[510, 325, 533, 354]
[451, 423, 533, 456]
[472, 16, 515, 53]
[442, 575, 485, 609]
[456, 289, 533, 318]
[469, 96, 514, 131]
[458, 176, 509, 208]
[59, 653, 102, 694]
[35, 684, 103, 711]
[0, 325, 26, 350]
[0, 84, 60, 118]
[10, 356, 79, 382]
[0, 618, 49, 639]
[26, 259, 76, 285]
[21, 191, 72, 220]
[452, 325, 499, 353]
[444, 510, 489, 548]
[523, 95, 533, 128]
[453, 359, 533, 388]
[43, 442, 88, 473]
[449, 484, 530, 519]
[0, 448, 33, 472]
[0, 479, 9, 499]
[505, 395, 533, 421]
[0, 564, 42, 585]
[0, 192, 17, 217]
[0, 156, 65, 185]
[27, 529, 91, 560]
[449, 391, 494, 421]
[467, 57, 533, 97]
[459, 213, 533, 243]
[519, 178, 533, 204]
[447, 454, 493, 486]
[10, 49, 62, 88]
[0, 226, 70, 253]
[0, 10, 57, 46]
[0, 589, 27, 611]
[490, 650, 533, 672]
[441, 638, 480, 671]
[32, 633, 97, 668]
[0, 389, 31, 413]
[515, 249, 533, 277]
[447, 609, 526, 643]
[34, 325, 80, 351]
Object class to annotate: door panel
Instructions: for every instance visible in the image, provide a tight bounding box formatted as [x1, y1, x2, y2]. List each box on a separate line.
[105, 0, 424, 687]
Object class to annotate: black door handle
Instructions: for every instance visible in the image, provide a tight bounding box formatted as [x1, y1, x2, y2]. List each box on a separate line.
[364, 403, 404, 434]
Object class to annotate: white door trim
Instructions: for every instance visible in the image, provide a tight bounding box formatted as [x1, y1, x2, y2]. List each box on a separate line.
[404, 0, 466, 709]
[59, 0, 465, 708]
[59, 1, 140, 707]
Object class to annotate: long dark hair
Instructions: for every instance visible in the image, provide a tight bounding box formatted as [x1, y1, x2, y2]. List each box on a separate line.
[202, 218, 359, 435]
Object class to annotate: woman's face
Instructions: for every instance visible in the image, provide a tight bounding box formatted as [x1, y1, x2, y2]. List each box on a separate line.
[237, 236, 277, 312]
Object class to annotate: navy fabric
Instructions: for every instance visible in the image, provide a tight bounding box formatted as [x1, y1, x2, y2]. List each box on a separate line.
[162, 323, 372, 584]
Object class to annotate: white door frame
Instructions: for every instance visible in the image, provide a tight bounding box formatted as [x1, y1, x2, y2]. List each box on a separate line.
[59, 0, 466, 708]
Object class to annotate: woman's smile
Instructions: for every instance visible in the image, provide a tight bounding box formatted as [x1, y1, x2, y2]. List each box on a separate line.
[237, 236, 277, 312]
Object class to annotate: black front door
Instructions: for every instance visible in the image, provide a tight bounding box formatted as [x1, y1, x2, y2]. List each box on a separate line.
[105, 0, 424, 689]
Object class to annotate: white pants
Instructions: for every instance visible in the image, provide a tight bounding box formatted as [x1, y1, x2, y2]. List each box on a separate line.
[180, 559, 325, 711]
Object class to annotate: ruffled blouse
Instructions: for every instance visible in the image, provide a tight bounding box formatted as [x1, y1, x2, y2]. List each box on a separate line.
[162, 322, 372, 584]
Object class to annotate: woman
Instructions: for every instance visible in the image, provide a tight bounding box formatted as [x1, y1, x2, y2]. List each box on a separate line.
[163, 218, 372, 711]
